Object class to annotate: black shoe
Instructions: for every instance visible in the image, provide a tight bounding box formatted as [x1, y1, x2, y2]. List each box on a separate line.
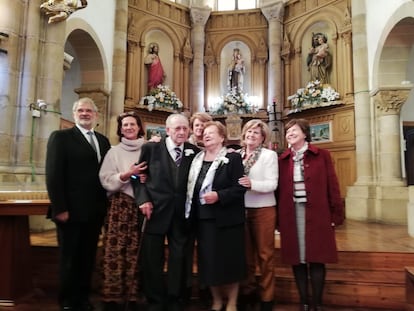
[238, 291, 258, 309]
[260, 301, 273, 311]
[79, 301, 95, 311]
[60, 302, 80, 311]
[103, 301, 120, 311]
[199, 287, 211, 307]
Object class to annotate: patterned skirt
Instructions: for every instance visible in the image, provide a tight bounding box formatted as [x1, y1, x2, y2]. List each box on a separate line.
[101, 192, 142, 302]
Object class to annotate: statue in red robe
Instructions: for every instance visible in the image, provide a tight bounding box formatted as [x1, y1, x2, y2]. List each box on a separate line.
[144, 43, 165, 91]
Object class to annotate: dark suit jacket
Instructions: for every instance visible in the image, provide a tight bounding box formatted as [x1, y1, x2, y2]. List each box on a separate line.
[45, 126, 111, 222]
[134, 139, 199, 235]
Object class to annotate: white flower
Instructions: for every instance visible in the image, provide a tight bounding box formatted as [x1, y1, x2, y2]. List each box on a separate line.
[184, 149, 195, 156]
[218, 156, 229, 166]
[139, 85, 183, 111]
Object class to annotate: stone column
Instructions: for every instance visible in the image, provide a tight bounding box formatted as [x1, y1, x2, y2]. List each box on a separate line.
[109, 0, 128, 143]
[28, 6, 66, 182]
[351, 0, 373, 185]
[372, 87, 411, 186]
[261, 1, 284, 113]
[125, 40, 138, 102]
[0, 1, 41, 182]
[190, 6, 210, 112]
[345, 1, 376, 221]
[338, 7, 353, 99]
[182, 38, 193, 113]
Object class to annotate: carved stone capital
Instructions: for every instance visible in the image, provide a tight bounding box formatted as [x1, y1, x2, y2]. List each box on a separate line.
[340, 30, 352, 45]
[204, 55, 216, 67]
[372, 86, 413, 115]
[261, 1, 285, 23]
[127, 40, 138, 53]
[190, 6, 211, 26]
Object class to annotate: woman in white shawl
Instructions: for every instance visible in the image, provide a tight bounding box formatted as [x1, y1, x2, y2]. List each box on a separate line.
[186, 121, 247, 311]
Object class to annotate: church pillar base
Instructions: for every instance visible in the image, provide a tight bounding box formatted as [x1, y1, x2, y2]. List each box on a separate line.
[346, 185, 408, 224]
[407, 186, 414, 237]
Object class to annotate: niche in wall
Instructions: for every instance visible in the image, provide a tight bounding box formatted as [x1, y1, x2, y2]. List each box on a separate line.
[144, 30, 174, 91]
[301, 21, 335, 87]
[220, 41, 251, 96]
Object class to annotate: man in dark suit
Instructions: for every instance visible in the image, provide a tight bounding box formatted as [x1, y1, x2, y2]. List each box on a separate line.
[134, 113, 199, 311]
[45, 97, 111, 311]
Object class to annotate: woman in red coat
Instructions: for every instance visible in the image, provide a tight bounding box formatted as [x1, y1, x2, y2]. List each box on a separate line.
[276, 118, 344, 311]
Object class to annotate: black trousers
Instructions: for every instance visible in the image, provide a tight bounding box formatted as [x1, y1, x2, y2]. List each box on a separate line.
[56, 219, 102, 307]
[141, 217, 189, 310]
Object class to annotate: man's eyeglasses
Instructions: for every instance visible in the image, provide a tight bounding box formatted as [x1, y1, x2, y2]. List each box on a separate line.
[170, 126, 189, 132]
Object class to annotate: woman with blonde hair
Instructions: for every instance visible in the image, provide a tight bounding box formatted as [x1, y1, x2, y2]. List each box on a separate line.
[188, 112, 213, 149]
[238, 119, 278, 311]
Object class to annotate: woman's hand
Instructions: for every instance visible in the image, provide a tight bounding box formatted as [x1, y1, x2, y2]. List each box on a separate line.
[202, 191, 219, 204]
[120, 161, 147, 181]
[238, 175, 251, 189]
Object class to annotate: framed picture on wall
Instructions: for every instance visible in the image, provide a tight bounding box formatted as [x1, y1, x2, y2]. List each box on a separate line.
[310, 121, 332, 143]
[145, 123, 167, 141]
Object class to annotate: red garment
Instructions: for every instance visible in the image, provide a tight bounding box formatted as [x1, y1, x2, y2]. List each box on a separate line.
[276, 144, 344, 265]
[147, 56, 164, 90]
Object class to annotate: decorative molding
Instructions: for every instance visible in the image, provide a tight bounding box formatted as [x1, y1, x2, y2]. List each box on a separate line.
[372, 86, 413, 115]
[182, 37, 193, 63]
[190, 6, 211, 26]
[208, 10, 267, 30]
[281, 32, 293, 62]
[261, 1, 285, 23]
[256, 37, 268, 64]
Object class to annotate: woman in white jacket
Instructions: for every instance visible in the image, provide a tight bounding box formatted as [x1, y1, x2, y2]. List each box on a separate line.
[238, 119, 279, 311]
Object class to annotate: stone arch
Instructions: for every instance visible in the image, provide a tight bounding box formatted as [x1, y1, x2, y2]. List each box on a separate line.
[65, 18, 108, 90]
[63, 19, 108, 133]
[371, 2, 414, 90]
[371, 6, 414, 185]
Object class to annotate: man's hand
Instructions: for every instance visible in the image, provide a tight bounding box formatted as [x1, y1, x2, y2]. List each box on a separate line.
[55, 211, 69, 223]
[139, 202, 153, 220]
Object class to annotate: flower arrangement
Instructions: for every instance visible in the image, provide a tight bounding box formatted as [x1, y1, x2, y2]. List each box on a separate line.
[139, 85, 183, 112]
[287, 80, 340, 112]
[209, 89, 258, 115]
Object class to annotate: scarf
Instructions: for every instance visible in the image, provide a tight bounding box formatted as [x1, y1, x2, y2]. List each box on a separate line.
[120, 137, 145, 152]
[240, 146, 262, 175]
[185, 146, 228, 218]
